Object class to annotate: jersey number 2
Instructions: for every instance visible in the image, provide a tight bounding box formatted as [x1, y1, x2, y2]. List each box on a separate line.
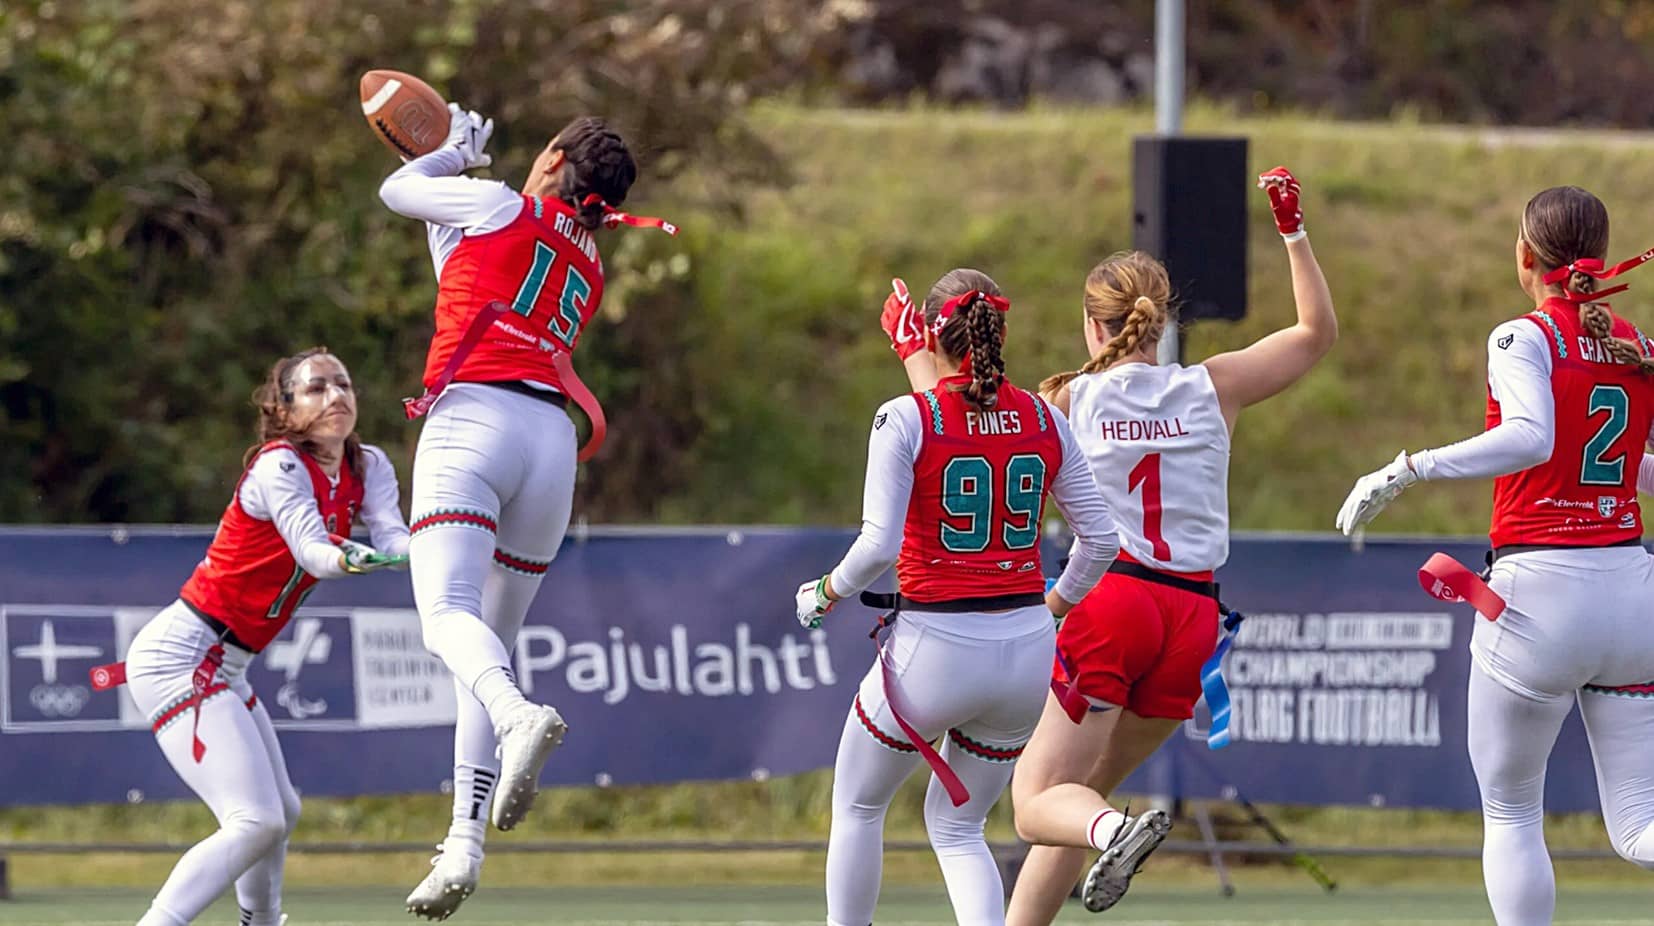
[940, 454, 1046, 553]
[1581, 384, 1630, 486]
[512, 241, 592, 348]
[1129, 452, 1172, 561]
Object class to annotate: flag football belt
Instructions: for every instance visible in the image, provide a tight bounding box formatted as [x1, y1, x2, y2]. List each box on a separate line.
[1491, 537, 1642, 562]
[88, 604, 259, 764]
[1050, 559, 1248, 750]
[480, 379, 569, 410]
[403, 300, 609, 462]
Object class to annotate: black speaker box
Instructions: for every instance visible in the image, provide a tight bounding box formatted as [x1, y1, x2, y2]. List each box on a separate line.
[1132, 136, 1249, 322]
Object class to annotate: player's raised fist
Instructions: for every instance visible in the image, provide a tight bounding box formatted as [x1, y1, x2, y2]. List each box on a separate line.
[1257, 166, 1305, 240]
[360, 69, 449, 160]
[881, 277, 925, 361]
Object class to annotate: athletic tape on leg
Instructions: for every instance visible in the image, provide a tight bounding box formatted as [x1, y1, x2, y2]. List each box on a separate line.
[1418, 552, 1504, 621]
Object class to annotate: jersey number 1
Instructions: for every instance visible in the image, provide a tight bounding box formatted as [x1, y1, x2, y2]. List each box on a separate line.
[513, 241, 592, 348]
[1129, 452, 1172, 561]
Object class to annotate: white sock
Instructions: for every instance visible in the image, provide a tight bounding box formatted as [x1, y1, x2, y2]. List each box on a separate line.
[472, 665, 529, 725]
[447, 764, 496, 853]
[1086, 809, 1126, 851]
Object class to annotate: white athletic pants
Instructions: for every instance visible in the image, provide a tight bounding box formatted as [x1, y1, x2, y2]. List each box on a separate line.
[1471, 546, 1654, 926]
[826, 605, 1055, 926]
[408, 383, 577, 849]
[125, 602, 300, 926]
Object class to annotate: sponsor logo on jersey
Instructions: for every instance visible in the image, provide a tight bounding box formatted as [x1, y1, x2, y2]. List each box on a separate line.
[874, 412, 888, 430]
[1497, 333, 1514, 350]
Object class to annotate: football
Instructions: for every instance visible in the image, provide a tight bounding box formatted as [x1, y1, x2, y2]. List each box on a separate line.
[359, 69, 448, 160]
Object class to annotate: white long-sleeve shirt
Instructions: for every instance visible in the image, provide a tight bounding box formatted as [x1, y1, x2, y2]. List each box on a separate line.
[828, 396, 1120, 606]
[1412, 318, 1654, 482]
[238, 444, 409, 578]
[378, 149, 525, 279]
[1410, 320, 1558, 481]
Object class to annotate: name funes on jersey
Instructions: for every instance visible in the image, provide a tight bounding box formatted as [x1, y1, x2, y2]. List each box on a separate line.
[899, 378, 1062, 603]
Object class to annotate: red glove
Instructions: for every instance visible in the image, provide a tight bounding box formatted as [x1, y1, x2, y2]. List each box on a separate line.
[1257, 166, 1305, 240]
[880, 277, 925, 360]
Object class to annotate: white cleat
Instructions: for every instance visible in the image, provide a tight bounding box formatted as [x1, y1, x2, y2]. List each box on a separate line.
[490, 703, 567, 831]
[405, 843, 483, 921]
[1082, 808, 1172, 913]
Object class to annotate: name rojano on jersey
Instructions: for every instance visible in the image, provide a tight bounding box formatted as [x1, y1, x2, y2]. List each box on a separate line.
[1094, 418, 1191, 441]
[964, 410, 1023, 436]
[552, 212, 599, 264]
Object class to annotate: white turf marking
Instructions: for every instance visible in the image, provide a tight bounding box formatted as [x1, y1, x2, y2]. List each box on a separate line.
[361, 78, 402, 115]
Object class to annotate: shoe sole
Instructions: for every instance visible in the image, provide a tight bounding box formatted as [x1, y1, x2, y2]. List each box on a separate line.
[491, 707, 568, 831]
[405, 872, 479, 921]
[1082, 809, 1172, 913]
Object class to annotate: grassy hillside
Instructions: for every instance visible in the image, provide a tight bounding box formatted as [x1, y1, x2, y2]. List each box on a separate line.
[661, 103, 1654, 534]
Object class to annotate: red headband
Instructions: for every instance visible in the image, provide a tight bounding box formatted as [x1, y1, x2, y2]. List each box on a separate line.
[581, 194, 679, 236]
[1542, 246, 1654, 303]
[931, 290, 1011, 334]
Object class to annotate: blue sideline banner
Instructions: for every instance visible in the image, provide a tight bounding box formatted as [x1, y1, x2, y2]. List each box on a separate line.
[0, 527, 1606, 812]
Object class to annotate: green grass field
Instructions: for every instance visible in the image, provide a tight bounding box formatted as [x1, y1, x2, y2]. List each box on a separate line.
[9, 884, 1654, 926]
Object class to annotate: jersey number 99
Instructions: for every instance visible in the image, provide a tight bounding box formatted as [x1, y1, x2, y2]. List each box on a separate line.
[940, 454, 1046, 553]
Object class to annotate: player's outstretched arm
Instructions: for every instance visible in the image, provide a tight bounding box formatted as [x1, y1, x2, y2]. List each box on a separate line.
[378, 104, 516, 231]
[359, 445, 412, 558]
[1204, 167, 1338, 426]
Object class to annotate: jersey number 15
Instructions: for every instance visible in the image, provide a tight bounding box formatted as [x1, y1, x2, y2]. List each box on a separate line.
[512, 241, 592, 349]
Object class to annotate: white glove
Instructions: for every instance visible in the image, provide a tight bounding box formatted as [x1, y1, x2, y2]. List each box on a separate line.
[445, 102, 494, 170]
[795, 576, 835, 630]
[338, 538, 409, 575]
[1335, 451, 1419, 535]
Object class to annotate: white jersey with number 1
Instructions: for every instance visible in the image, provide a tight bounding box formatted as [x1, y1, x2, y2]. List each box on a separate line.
[1066, 361, 1231, 572]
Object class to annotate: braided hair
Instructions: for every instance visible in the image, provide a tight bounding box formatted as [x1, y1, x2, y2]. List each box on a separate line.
[244, 346, 363, 474]
[1039, 251, 1171, 395]
[925, 268, 1007, 412]
[552, 116, 639, 231]
[1522, 187, 1654, 375]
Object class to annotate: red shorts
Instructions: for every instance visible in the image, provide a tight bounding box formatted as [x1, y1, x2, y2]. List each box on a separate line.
[1054, 555, 1220, 720]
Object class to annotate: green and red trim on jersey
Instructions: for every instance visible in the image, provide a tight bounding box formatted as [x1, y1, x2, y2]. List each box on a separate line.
[411, 507, 498, 536]
[947, 728, 1024, 763]
[854, 694, 918, 754]
[493, 548, 551, 577]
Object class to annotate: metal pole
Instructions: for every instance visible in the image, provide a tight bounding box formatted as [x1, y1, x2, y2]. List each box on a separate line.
[1155, 0, 1185, 365]
[1155, 0, 1185, 135]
